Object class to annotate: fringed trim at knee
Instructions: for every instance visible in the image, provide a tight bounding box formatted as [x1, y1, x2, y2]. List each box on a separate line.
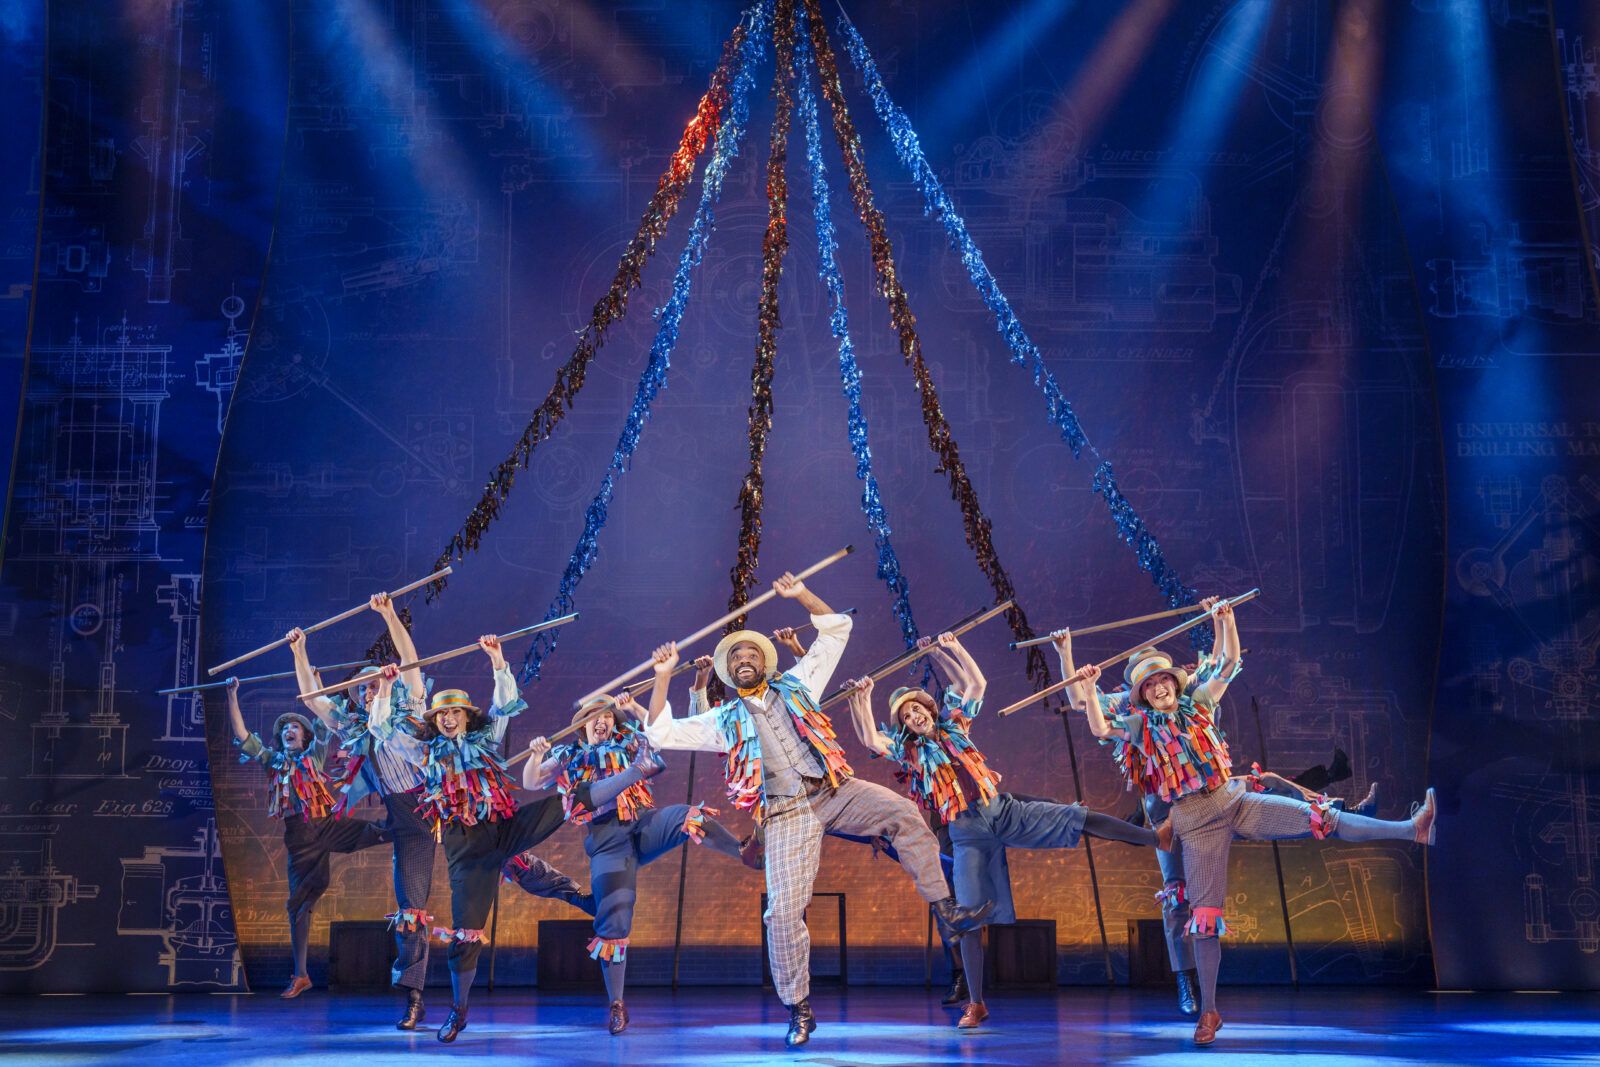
[432, 926, 486, 944]
[385, 908, 434, 932]
[1309, 795, 1336, 840]
[1247, 762, 1267, 792]
[587, 935, 629, 963]
[1154, 880, 1187, 910]
[1188, 906, 1228, 937]
[683, 803, 721, 844]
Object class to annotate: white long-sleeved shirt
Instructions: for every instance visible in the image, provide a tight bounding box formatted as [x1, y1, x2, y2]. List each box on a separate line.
[644, 612, 852, 753]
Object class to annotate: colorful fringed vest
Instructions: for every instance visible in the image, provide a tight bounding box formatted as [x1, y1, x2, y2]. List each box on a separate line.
[713, 674, 852, 823]
[1104, 653, 1241, 803]
[551, 721, 654, 825]
[415, 702, 523, 835]
[887, 689, 1002, 823]
[241, 743, 335, 820]
[327, 675, 430, 813]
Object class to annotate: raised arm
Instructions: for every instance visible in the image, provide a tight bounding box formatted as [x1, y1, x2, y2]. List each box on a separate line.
[1053, 629, 1127, 741]
[919, 634, 969, 692]
[845, 676, 894, 758]
[371, 592, 424, 696]
[368, 663, 399, 732]
[936, 631, 985, 701]
[225, 677, 250, 744]
[686, 654, 714, 718]
[288, 628, 338, 724]
[644, 641, 678, 722]
[776, 574, 852, 701]
[1194, 597, 1240, 706]
[480, 635, 517, 744]
[773, 627, 807, 660]
[521, 736, 561, 790]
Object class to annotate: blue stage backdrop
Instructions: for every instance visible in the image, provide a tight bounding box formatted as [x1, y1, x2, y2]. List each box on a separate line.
[0, 0, 1594, 994]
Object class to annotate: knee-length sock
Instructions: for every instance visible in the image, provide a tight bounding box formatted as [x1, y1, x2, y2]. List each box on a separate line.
[1194, 935, 1221, 1015]
[1332, 811, 1414, 842]
[290, 912, 312, 977]
[960, 931, 985, 1004]
[450, 967, 475, 1008]
[1082, 810, 1159, 847]
[602, 958, 627, 1003]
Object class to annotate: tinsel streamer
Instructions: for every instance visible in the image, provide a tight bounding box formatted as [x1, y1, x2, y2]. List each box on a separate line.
[838, 14, 1209, 652]
[518, 0, 773, 682]
[423, 6, 756, 603]
[792, 6, 924, 663]
[801, 0, 1051, 693]
[726, 0, 797, 631]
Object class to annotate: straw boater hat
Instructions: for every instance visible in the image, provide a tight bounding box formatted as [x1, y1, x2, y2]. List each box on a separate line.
[425, 688, 479, 720]
[269, 711, 315, 750]
[1124, 648, 1189, 708]
[887, 686, 936, 729]
[712, 629, 780, 689]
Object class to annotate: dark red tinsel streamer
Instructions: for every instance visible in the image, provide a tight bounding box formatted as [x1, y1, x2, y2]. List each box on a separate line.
[803, 0, 1052, 693]
[423, 19, 749, 604]
[727, 0, 797, 635]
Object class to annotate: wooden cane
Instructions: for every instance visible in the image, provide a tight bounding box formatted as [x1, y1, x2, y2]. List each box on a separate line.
[994, 588, 1260, 717]
[295, 612, 579, 701]
[834, 604, 990, 687]
[206, 566, 454, 677]
[816, 600, 1016, 711]
[158, 659, 373, 696]
[1009, 602, 1209, 649]
[570, 545, 855, 709]
[617, 608, 858, 696]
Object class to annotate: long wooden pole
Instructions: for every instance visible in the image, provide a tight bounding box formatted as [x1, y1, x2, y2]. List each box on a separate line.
[295, 612, 580, 701]
[816, 600, 1015, 711]
[994, 589, 1260, 717]
[1008, 602, 1207, 649]
[617, 608, 857, 696]
[158, 660, 372, 696]
[205, 566, 453, 676]
[570, 544, 854, 709]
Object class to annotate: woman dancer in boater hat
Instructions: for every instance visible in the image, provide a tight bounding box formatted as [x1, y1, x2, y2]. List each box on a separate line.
[641, 572, 993, 1048]
[519, 647, 744, 1035]
[225, 676, 391, 998]
[845, 631, 1169, 1029]
[1055, 599, 1437, 1046]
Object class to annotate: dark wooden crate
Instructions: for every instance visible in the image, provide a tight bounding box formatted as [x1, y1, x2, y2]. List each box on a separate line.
[987, 919, 1057, 989]
[536, 919, 605, 991]
[328, 920, 397, 990]
[1128, 918, 1175, 987]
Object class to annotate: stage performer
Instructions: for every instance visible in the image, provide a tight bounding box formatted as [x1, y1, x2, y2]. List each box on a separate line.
[290, 594, 440, 1029]
[225, 676, 391, 998]
[641, 572, 993, 1049]
[844, 632, 1169, 1029]
[1055, 600, 1437, 1046]
[519, 656, 743, 1035]
[371, 638, 659, 1044]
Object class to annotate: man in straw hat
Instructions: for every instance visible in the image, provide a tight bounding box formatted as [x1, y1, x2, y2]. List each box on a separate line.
[1056, 598, 1437, 1047]
[641, 572, 993, 1048]
[519, 654, 743, 1035]
[368, 636, 652, 1043]
[290, 594, 441, 1028]
[845, 631, 1169, 1029]
[225, 676, 391, 999]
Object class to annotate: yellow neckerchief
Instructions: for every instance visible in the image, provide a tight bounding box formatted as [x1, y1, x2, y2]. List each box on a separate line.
[736, 681, 769, 699]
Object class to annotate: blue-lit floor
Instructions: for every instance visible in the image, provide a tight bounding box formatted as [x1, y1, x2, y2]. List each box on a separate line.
[4, 987, 1598, 1065]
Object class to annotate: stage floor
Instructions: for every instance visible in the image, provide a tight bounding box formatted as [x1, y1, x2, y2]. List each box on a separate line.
[4, 986, 1598, 1065]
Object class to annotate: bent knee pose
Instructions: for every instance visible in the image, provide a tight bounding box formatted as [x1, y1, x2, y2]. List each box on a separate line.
[1058, 599, 1437, 1047]
[846, 632, 1164, 1030]
[521, 654, 741, 1035]
[641, 572, 992, 1049]
[374, 636, 618, 1044]
[291, 596, 439, 1029]
[225, 677, 391, 999]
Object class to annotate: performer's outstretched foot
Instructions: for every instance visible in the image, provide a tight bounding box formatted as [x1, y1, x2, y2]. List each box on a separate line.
[1156, 815, 1175, 852]
[1411, 787, 1437, 844]
[1354, 781, 1379, 817]
[436, 1004, 468, 1043]
[280, 974, 312, 999]
[739, 832, 765, 871]
[396, 988, 425, 1030]
[784, 998, 816, 1049]
[1175, 969, 1200, 1015]
[932, 897, 995, 938]
[1193, 1010, 1222, 1045]
[941, 969, 969, 1006]
[608, 1000, 629, 1035]
[1327, 747, 1352, 784]
[957, 1001, 989, 1029]
[633, 741, 667, 780]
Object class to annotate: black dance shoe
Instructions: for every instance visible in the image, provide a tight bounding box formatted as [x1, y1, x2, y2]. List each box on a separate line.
[396, 987, 425, 1031]
[1175, 968, 1200, 1016]
[436, 1004, 469, 1043]
[784, 998, 816, 1049]
[932, 897, 995, 938]
[941, 968, 969, 1006]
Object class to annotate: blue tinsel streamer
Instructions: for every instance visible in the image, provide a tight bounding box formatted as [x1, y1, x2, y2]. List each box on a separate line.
[793, 8, 925, 669]
[838, 15, 1211, 652]
[519, 0, 773, 681]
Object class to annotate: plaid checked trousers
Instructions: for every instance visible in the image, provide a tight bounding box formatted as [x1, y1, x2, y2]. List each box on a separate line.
[762, 776, 949, 1005]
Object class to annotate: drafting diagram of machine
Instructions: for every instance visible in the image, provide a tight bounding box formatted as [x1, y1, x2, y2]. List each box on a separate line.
[117, 820, 241, 987]
[0, 841, 100, 971]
